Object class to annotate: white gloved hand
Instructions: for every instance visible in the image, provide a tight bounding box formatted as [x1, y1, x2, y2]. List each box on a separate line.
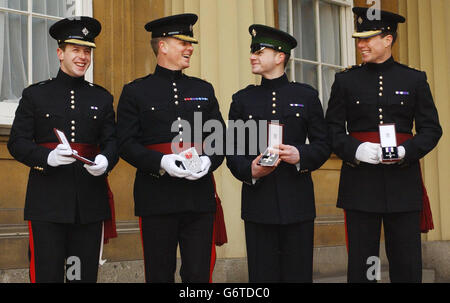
[398, 146, 406, 159]
[47, 144, 76, 167]
[186, 156, 212, 181]
[355, 142, 381, 165]
[84, 154, 109, 176]
[160, 154, 192, 178]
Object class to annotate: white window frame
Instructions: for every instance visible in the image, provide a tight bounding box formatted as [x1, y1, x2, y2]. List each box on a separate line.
[284, 0, 356, 103]
[0, 0, 93, 130]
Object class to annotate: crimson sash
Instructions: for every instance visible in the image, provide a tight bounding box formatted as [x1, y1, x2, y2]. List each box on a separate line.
[349, 132, 434, 233]
[145, 143, 228, 246]
[39, 142, 117, 244]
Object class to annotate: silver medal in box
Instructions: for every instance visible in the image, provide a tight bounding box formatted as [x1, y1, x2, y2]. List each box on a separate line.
[179, 147, 202, 173]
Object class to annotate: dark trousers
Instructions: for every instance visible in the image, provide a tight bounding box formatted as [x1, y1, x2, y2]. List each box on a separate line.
[139, 212, 215, 283]
[28, 220, 102, 283]
[244, 220, 314, 283]
[346, 210, 422, 283]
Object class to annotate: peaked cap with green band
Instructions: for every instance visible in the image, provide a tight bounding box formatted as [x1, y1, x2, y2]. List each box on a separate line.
[249, 24, 297, 54]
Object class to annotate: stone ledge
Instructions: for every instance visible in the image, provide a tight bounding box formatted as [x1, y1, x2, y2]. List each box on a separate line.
[314, 269, 435, 283]
[1, 242, 449, 283]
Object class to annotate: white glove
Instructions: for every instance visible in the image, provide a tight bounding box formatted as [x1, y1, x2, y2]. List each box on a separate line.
[398, 146, 406, 159]
[47, 144, 76, 167]
[160, 154, 192, 178]
[355, 142, 381, 165]
[84, 154, 108, 176]
[186, 156, 212, 181]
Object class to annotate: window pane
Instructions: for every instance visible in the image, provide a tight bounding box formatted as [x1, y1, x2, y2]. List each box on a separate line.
[0, 0, 27, 11]
[33, 0, 77, 17]
[277, 0, 289, 33]
[292, 0, 316, 61]
[319, 1, 341, 66]
[295, 61, 318, 90]
[0, 12, 28, 103]
[322, 66, 340, 111]
[32, 18, 60, 83]
[286, 60, 294, 81]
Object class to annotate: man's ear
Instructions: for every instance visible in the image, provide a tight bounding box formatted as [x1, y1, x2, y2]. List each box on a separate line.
[159, 39, 168, 55]
[57, 48, 64, 62]
[384, 34, 393, 48]
[275, 52, 285, 66]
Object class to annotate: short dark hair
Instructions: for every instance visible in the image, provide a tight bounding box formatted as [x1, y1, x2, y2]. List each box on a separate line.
[283, 53, 291, 68]
[151, 38, 164, 56]
[381, 31, 397, 47]
[58, 43, 68, 51]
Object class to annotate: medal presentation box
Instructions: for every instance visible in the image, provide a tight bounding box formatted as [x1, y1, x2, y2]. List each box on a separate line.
[258, 123, 283, 167]
[379, 123, 400, 163]
[53, 128, 95, 166]
[179, 147, 202, 173]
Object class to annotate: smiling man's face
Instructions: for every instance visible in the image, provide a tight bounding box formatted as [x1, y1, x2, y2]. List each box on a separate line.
[162, 37, 194, 70]
[357, 34, 393, 64]
[57, 44, 92, 78]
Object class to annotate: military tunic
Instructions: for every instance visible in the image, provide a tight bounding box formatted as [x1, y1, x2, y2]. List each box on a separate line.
[326, 56, 442, 283]
[8, 69, 118, 224]
[8, 69, 117, 283]
[117, 65, 225, 217]
[227, 74, 330, 225]
[226, 73, 329, 282]
[326, 57, 442, 213]
[116, 64, 225, 282]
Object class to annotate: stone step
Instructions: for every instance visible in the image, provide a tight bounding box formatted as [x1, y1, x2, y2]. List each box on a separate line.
[0, 260, 436, 283]
[314, 269, 436, 283]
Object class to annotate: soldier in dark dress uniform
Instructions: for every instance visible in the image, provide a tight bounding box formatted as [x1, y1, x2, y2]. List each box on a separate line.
[7, 17, 118, 283]
[116, 14, 226, 283]
[325, 7, 442, 282]
[226, 25, 330, 282]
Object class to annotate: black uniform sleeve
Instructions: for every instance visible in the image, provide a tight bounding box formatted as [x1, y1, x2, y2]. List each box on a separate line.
[226, 95, 253, 184]
[401, 72, 442, 162]
[296, 92, 331, 171]
[7, 89, 52, 170]
[117, 85, 164, 174]
[202, 84, 225, 173]
[98, 94, 119, 173]
[325, 73, 363, 162]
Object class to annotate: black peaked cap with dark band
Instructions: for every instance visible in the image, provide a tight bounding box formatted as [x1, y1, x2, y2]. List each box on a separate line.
[145, 13, 198, 44]
[249, 24, 297, 54]
[49, 16, 101, 48]
[352, 7, 405, 39]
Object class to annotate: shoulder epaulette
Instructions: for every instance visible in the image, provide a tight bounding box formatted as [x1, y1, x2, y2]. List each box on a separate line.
[233, 84, 256, 99]
[239, 84, 257, 93]
[292, 82, 317, 92]
[28, 78, 54, 88]
[86, 81, 111, 94]
[185, 75, 213, 86]
[339, 64, 364, 73]
[395, 62, 422, 73]
[127, 74, 151, 85]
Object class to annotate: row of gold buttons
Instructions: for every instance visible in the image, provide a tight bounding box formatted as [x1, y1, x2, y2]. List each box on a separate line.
[70, 90, 76, 142]
[174, 82, 183, 143]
